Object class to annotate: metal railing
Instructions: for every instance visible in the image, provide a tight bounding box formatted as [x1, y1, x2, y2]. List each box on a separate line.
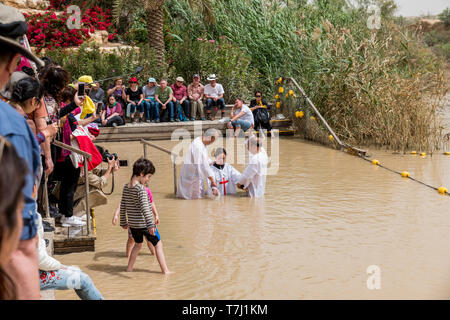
[140, 139, 178, 195]
[51, 140, 92, 234]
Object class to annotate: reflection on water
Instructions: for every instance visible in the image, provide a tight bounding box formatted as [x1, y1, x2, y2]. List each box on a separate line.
[55, 137, 450, 300]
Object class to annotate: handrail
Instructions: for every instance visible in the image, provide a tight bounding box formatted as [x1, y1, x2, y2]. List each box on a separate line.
[51, 140, 91, 234]
[286, 77, 367, 156]
[140, 139, 178, 195]
[53, 140, 92, 160]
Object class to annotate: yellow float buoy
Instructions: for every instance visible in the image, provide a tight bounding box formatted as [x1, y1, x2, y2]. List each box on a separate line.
[401, 171, 410, 178]
[372, 159, 380, 165]
[329, 135, 334, 141]
[276, 102, 281, 109]
[410, 151, 417, 155]
[420, 152, 426, 157]
[444, 151, 450, 156]
[297, 110, 304, 118]
[438, 186, 448, 194]
[277, 77, 283, 84]
[275, 94, 280, 100]
[289, 89, 294, 96]
[278, 87, 284, 94]
[310, 116, 316, 120]
[285, 93, 289, 98]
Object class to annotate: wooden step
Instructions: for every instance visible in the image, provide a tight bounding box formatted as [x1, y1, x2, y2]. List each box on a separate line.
[53, 225, 96, 254]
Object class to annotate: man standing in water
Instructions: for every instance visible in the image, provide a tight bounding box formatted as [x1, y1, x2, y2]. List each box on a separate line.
[237, 136, 268, 198]
[177, 129, 220, 199]
[0, 4, 44, 299]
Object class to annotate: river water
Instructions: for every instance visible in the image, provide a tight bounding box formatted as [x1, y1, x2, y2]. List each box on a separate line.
[53, 129, 450, 300]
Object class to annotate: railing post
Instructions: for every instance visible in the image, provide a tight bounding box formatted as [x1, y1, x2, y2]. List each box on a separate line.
[143, 143, 147, 159]
[84, 158, 90, 235]
[43, 173, 50, 218]
[173, 154, 177, 195]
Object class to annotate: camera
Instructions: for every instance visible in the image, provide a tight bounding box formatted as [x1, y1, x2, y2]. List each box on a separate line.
[102, 149, 118, 162]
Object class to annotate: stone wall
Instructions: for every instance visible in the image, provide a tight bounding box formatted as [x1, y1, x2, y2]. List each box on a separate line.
[1, 0, 50, 9]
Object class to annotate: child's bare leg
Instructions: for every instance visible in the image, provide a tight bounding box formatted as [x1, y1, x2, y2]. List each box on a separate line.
[126, 237, 134, 258]
[146, 239, 156, 255]
[126, 243, 142, 272]
[154, 241, 171, 274]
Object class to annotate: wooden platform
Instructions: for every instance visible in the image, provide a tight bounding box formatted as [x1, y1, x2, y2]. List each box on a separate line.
[96, 119, 295, 142]
[53, 225, 96, 254]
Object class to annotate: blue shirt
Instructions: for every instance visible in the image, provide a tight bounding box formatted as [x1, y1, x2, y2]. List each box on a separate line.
[0, 100, 41, 240]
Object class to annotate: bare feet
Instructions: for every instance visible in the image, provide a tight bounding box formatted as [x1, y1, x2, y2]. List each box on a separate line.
[162, 269, 173, 275]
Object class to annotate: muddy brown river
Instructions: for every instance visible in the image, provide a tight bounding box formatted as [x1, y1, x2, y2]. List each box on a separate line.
[52, 129, 450, 300]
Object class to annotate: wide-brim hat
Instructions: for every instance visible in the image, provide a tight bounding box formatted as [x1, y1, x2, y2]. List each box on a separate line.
[176, 76, 184, 82]
[207, 74, 217, 81]
[0, 71, 28, 100]
[78, 75, 94, 84]
[0, 4, 44, 68]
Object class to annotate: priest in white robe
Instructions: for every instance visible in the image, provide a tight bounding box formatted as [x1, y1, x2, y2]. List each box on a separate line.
[177, 129, 220, 199]
[237, 136, 268, 198]
[207, 148, 241, 196]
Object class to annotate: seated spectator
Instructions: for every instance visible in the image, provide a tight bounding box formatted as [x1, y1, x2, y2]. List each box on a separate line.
[188, 74, 205, 121]
[73, 148, 119, 217]
[204, 74, 226, 120]
[100, 96, 124, 127]
[36, 214, 103, 299]
[227, 97, 254, 137]
[126, 77, 145, 124]
[155, 80, 174, 122]
[89, 81, 105, 114]
[171, 76, 190, 122]
[0, 136, 28, 300]
[142, 77, 158, 123]
[107, 77, 127, 115]
[249, 91, 272, 131]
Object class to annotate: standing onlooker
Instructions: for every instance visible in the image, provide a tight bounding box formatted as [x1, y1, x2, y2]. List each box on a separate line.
[204, 74, 226, 120]
[171, 76, 190, 122]
[0, 3, 45, 300]
[142, 77, 158, 123]
[126, 77, 145, 123]
[249, 91, 272, 131]
[0, 135, 28, 300]
[107, 77, 127, 114]
[155, 80, 174, 122]
[100, 95, 124, 127]
[187, 74, 205, 121]
[227, 97, 254, 137]
[89, 81, 105, 115]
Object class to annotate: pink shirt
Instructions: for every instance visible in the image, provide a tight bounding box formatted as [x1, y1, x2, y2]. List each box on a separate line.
[170, 84, 187, 101]
[145, 187, 153, 203]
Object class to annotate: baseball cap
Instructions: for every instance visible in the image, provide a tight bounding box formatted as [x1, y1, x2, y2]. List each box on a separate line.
[148, 77, 156, 83]
[193, 74, 200, 78]
[0, 4, 44, 68]
[129, 77, 138, 83]
[78, 75, 94, 84]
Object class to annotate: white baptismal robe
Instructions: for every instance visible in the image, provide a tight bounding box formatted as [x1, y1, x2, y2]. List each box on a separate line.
[177, 137, 214, 199]
[237, 148, 268, 198]
[207, 163, 241, 196]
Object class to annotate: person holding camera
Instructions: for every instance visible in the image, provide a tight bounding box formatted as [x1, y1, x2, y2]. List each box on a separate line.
[73, 146, 120, 217]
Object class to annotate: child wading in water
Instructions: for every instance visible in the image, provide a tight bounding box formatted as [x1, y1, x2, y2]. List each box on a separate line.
[117, 158, 170, 274]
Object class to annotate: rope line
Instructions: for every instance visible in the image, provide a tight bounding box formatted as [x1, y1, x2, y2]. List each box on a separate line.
[360, 156, 448, 195]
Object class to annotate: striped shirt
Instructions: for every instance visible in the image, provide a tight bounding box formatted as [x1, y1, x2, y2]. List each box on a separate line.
[119, 183, 155, 229]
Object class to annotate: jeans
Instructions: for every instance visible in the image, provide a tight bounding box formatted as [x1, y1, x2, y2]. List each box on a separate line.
[105, 115, 124, 127]
[231, 119, 252, 132]
[143, 99, 156, 121]
[175, 99, 191, 119]
[127, 101, 145, 116]
[206, 98, 226, 111]
[157, 101, 174, 122]
[40, 267, 104, 300]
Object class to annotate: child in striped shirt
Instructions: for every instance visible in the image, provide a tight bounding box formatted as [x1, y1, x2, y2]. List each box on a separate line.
[119, 158, 171, 274]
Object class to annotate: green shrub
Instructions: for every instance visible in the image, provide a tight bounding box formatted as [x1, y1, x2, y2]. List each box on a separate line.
[439, 7, 450, 27]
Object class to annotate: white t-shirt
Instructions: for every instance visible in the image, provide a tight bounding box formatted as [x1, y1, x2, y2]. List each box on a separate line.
[204, 83, 224, 98]
[236, 104, 254, 125]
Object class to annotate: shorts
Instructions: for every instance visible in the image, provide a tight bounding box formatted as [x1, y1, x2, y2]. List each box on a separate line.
[129, 227, 161, 246]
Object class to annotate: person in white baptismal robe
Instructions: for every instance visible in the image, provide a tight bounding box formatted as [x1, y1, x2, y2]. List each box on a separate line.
[177, 129, 220, 199]
[207, 148, 241, 196]
[237, 136, 268, 198]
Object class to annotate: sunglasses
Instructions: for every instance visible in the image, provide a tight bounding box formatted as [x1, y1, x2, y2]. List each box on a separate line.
[255, 95, 262, 98]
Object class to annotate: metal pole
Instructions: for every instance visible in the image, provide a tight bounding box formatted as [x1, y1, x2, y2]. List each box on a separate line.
[43, 173, 50, 218]
[173, 155, 177, 195]
[84, 159, 90, 235]
[288, 77, 344, 146]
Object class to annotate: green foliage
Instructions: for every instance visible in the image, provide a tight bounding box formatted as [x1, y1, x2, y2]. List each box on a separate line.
[44, 44, 164, 89]
[166, 36, 259, 102]
[439, 7, 450, 27]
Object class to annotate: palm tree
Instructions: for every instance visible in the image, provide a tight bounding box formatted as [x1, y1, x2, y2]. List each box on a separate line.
[111, 0, 215, 67]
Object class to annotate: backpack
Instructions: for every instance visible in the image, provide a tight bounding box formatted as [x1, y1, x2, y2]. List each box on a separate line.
[176, 104, 187, 121]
